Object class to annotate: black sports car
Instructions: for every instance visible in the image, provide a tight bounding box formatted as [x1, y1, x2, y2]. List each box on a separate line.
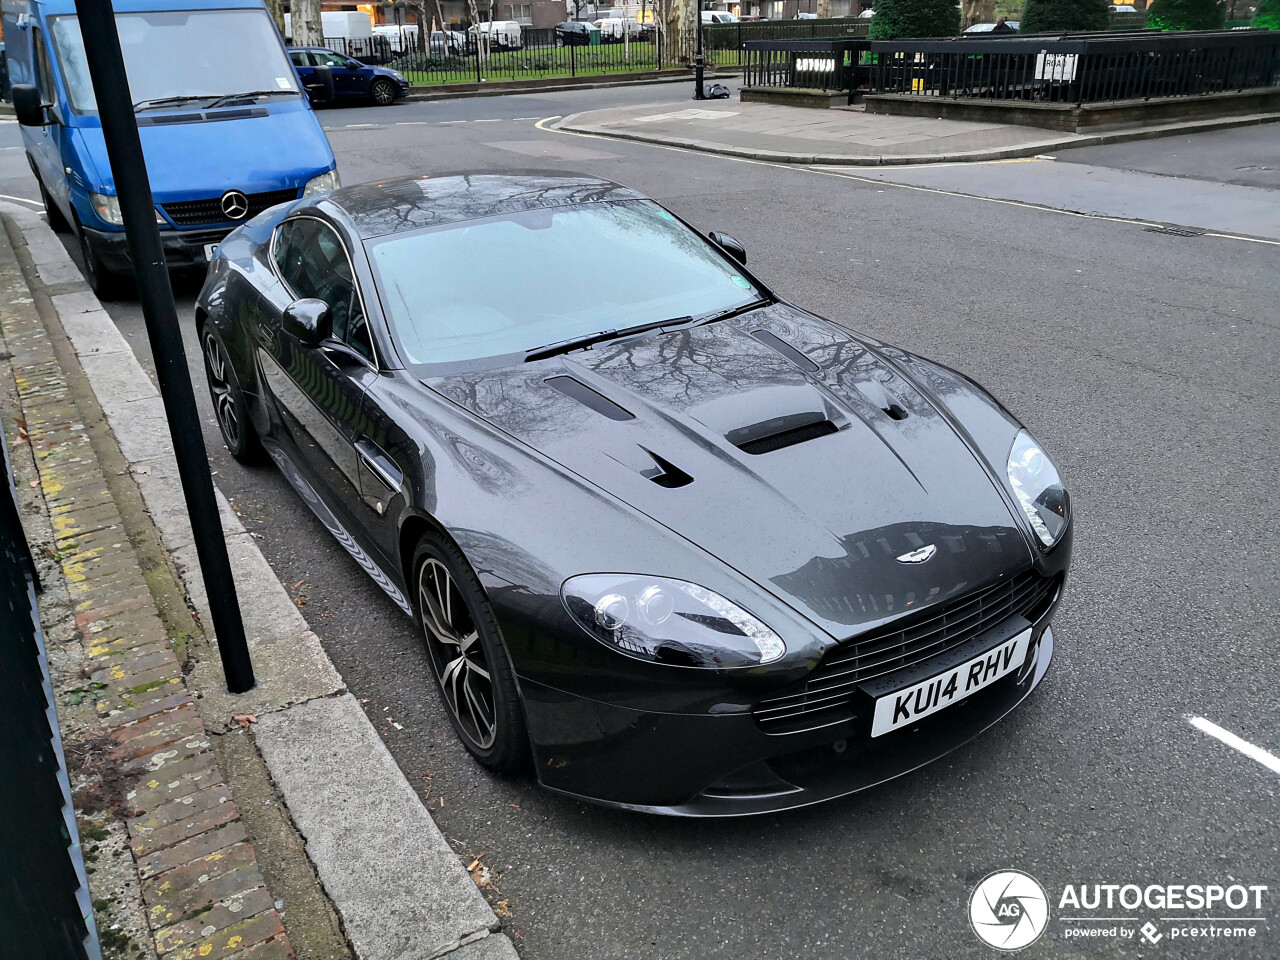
[196, 173, 1072, 816]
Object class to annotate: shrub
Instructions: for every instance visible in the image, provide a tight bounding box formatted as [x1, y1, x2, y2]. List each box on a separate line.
[868, 0, 961, 39]
[1146, 0, 1226, 29]
[389, 52, 467, 72]
[1020, 0, 1110, 32]
[1252, 0, 1280, 28]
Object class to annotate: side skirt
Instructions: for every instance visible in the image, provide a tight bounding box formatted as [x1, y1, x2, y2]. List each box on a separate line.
[263, 440, 414, 618]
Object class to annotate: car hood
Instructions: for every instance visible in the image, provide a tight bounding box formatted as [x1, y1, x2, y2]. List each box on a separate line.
[429, 304, 1034, 639]
[73, 102, 334, 202]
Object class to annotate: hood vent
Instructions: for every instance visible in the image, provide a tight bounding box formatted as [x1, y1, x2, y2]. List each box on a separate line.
[733, 418, 839, 456]
[544, 376, 634, 421]
[750, 330, 820, 373]
[642, 450, 693, 488]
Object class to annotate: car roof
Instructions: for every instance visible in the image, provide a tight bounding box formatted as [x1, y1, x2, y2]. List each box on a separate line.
[324, 173, 649, 240]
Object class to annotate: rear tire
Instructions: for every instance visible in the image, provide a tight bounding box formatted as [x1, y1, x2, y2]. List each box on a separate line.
[38, 179, 71, 233]
[369, 78, 397, 106]
[413, 531, 530, 774]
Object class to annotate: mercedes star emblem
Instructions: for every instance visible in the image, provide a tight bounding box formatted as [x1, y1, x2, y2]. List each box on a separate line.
[220, 190, 250, 220]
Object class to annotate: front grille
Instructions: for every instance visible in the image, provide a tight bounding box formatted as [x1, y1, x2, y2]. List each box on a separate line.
[754, 570, 1059, 735]
[161, 188, 299, 227]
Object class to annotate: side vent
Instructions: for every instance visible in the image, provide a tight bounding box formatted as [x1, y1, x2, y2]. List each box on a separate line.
[642, 450, 693, 488]
[732, 418, 839, 456]
[883, 403, 908, 421]
[544, 376, 634, 421]
[750, 330, 819, 373]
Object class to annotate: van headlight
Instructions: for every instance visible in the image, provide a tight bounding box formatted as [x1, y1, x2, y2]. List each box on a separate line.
[1007, 430, 1069, 548]
[302, 170, 340, 198]
[562, 574, 785, 668]
[89, 192, 123, 226]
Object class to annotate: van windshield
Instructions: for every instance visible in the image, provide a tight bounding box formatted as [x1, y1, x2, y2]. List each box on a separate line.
[50, 9, 300, 114]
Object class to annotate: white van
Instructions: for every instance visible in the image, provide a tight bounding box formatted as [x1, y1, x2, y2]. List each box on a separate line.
[472, 20, 523, 49]
[701, 10, 739, 22]
[594, 17, 640, 40]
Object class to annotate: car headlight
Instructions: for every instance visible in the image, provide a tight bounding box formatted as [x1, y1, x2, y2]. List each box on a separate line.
[1007, 429, 1068, 548]
[390, 70, 406, 82]
[561, 574, 785, 668]
[89, 192, 122, 226]
[302, 170, 340, 198]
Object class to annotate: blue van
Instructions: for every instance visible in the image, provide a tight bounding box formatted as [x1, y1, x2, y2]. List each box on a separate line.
[3, 0, 338, 299]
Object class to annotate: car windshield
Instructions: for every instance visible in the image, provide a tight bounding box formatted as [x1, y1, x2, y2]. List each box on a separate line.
[50, 9, 300, 113]
[366, 200, 763, 368]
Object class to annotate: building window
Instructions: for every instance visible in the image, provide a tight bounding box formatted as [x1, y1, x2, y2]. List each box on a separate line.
[506, 3, 532, 19]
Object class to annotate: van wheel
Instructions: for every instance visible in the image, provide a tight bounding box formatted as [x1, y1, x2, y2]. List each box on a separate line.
[73, 214, 132, 302]
[38, 180, 71, 234]
[369, 79, 397, 106]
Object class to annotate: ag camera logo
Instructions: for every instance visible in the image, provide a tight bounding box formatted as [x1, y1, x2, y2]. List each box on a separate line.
[970, 870, 1050, 951]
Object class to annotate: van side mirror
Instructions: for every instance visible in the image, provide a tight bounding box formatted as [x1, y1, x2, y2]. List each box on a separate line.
[709, 231, 746, 266]
[12, 84, 51, 127]
[283, 299, 332, 347]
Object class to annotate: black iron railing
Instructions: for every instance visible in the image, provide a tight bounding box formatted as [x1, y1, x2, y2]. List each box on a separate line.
[868, 29, 1280, 104]
[742, 38, 872, 93]
[0, 432, 99, 958]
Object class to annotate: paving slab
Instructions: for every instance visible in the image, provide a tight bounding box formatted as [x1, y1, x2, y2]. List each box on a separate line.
[254, 694, 508, 960]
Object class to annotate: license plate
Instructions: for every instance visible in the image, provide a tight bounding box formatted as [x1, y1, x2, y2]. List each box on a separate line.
[203, 243, 219, 261]
[870, 628, 1031, 737]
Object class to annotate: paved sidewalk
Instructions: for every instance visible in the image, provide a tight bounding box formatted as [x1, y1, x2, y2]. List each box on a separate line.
[554, 99, 1280, 165]
[0, 202, 521, 960]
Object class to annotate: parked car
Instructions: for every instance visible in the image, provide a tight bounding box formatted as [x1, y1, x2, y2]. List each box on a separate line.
[964, 19, 1020, 32]
[429, 30, 469, 55]
[471, 20, 523, 49]
[197, 172, 1072, 816]
[555, 20, 594, 45]
[288, 47, 409, 106]
[372, 24, 417, 53]
[594, 16, 640, 41]
[1108, 4, 1137, 10]
[857, 8, 875, 17]
[701, 10, 739, 22]
[5, 0, 337, 300]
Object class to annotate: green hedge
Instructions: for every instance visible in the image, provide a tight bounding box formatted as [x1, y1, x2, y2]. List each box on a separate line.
[1146, 0, 1226, 30]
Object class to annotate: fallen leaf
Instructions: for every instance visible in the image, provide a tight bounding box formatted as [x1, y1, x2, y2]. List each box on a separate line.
[494, 899, 512, 919]
[232, 714, 257, 727]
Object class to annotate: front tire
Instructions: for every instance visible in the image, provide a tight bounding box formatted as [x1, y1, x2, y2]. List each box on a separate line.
[369, 78, 397, 106]
[200, 326, 265, 464]
[39, 179, 71, 233]
[413, 532, 529, 773]
[73, 214, 132, 301]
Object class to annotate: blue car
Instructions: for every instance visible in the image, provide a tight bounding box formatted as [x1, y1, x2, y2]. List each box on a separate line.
[288, 48, 409, 106]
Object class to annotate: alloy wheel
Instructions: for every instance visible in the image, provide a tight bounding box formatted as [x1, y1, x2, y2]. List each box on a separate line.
[419, 557, 497, 749]
[371, 80, 395, 105]
[202, 332, 241, 450]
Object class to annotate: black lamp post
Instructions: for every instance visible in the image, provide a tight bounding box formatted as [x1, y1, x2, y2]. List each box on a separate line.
[693, 0, 706, 99]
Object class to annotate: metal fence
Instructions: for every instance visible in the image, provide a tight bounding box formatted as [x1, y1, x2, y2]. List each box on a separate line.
[0, 431, 100, 959]
[868, 29, 1280, 104]
[742, 38, 871, 92]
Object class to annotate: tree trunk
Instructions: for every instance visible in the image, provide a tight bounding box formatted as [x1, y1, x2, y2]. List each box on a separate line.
[664, 0, 694, 63]
[264, 0, 285, 35]
[817, 0, 831, 17]
[292, 0, 323, 46]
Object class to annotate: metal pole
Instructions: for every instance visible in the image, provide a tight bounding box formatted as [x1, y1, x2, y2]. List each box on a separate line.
[72, 0, 255, 693]
[694, 0, 706, 98]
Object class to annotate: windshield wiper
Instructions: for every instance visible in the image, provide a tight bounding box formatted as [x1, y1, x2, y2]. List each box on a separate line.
[205, 90, 298, 108]
[691, 297, 771, 326]
[133, 95, 214, 112]
[525, 317, 693, 363]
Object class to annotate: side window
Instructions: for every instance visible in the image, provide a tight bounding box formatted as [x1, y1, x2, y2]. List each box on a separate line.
[315, 51, 348, 67]
[32, 27, 56, 102]
[273, 220, 375, 362]
[288, 51, 310, 68]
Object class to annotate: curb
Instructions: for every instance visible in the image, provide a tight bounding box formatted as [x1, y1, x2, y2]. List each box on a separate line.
[404, 69, 733, 102]
[551, 109, 1280, 166]
[0, 201, 519, 960]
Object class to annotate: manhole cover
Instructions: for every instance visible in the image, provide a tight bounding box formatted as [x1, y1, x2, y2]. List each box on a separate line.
[1144, 225, 1206, 237]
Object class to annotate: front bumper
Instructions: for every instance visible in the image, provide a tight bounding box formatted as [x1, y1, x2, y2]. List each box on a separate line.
[522, 619, 1056, 817]
[82, 225, 232, 275]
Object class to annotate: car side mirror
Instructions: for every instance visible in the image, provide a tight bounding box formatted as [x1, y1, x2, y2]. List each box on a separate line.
[12, 84, 52, 127]
[283, 299, 332, 347]
[709, 231, 746, 266]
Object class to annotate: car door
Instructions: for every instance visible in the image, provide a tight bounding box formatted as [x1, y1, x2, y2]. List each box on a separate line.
[289, 49, 318, 97]
[312, 50, 362, 97]
[260, 216, 380, 517]
[26, 25, 70, 219]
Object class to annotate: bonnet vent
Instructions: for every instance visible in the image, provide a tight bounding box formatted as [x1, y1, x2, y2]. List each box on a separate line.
[544, 376, 634, 421]
[731, 417, 839, 456]
[750, 330, 819, 373]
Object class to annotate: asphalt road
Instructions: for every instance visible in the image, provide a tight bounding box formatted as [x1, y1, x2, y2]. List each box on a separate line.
[5, 91, 1278, 959]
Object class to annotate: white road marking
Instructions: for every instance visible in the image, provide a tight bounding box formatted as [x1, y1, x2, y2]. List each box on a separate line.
[395, 121, 433, 125]
[439, 120, 467, 124]
[474, 118, 503, 122]
[512, 117, 541, 121]
[0, 194, 43, 208]
[1188, 715, 1280, 775]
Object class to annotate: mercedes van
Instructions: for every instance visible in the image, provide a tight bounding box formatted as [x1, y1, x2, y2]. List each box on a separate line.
[4, 0, 338, 299]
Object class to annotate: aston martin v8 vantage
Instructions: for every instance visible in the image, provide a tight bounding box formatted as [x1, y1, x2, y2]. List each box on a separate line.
[196, 173, 1072, 816]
